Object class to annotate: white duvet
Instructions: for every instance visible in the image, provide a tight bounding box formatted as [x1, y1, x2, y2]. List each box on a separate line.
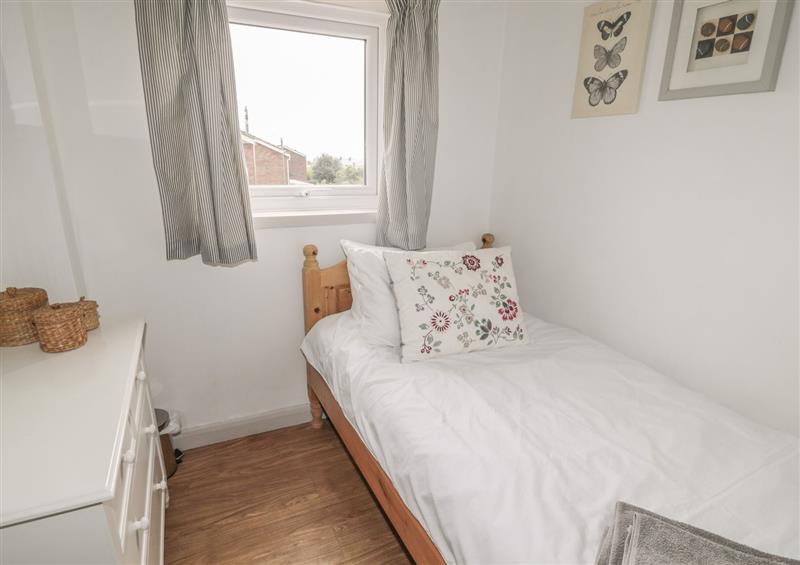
[301, 312, 799, 564]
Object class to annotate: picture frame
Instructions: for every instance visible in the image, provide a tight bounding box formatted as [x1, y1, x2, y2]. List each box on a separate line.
[659, 0, 795, 100]
[571, 0, 655, 118]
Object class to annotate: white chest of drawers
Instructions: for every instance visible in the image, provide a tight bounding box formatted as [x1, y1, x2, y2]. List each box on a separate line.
[0, 319, 168, 565]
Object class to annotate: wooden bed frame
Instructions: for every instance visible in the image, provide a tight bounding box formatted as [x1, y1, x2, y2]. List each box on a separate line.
[301, 233, 495, 565]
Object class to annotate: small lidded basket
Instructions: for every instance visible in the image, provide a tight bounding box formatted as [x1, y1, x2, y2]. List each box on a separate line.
[59, 296, 100, 331]
[0, 287, 49, 346]
[32, 304, 88, 353]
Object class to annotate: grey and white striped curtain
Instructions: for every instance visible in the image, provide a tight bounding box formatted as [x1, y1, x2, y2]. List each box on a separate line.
[135, 0, 257, 266]
[376, 0, 440, 250]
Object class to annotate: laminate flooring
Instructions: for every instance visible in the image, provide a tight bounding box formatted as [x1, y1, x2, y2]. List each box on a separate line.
[164, 422, 413, 565]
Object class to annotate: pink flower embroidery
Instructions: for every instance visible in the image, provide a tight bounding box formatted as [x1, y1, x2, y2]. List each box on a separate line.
[499, 298, 519, 321]
[430, 311, 451, 332]
[462, 254, 481, 271]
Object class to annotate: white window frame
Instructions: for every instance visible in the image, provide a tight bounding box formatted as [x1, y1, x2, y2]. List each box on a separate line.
[227, 1, 385, 220]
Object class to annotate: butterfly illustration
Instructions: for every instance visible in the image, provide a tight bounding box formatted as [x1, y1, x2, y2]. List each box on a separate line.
[597, 11, 631, 40]
[583, 70, 628, 106]
[593, 37, 627, 72]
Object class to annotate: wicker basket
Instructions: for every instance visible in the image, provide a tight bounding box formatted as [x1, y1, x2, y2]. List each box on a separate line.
[0, 287, 49, 346]
[32, 305, 87, 353]
[57, 296, 100, 331]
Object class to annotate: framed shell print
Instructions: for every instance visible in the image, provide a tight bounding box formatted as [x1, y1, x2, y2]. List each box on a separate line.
[659, 0, 795, 100]
[571, 0, 655, 118]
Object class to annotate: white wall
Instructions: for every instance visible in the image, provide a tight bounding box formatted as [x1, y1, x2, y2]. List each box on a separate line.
[429, 0, 506, 244]
[0, 0, 506, 441]
[0, 5, 81, 302]
[491, 1, 799, 435]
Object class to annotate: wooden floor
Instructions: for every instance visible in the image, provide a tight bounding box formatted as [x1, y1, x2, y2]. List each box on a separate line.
[164, 422, 413, 565]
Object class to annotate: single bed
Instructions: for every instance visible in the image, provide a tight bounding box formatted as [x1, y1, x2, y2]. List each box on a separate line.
[300, 235, 799, 564]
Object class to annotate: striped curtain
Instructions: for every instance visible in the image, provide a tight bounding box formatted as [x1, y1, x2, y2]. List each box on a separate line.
[376, 0, 440, 250]
[135, 0, 257, 266]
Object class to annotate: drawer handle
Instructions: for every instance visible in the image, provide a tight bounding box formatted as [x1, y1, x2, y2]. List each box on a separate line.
[122, 440, 137, 464]
[143, 424, 157, 436]
[154, 480, 167, 492]
[136, 370, 147, 382]
[131, 517, 150, 532]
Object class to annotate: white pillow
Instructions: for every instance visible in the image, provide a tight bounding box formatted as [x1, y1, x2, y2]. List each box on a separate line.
[384, 246, 527, 362]
[341, 239, 476, 347]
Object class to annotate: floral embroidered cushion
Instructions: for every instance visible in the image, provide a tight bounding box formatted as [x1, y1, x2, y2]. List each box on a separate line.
[384, 246, 527, 362]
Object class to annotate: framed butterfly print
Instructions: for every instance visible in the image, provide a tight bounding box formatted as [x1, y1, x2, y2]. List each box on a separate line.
[659, 0, 794, 100]
[571, 0, 655, 118]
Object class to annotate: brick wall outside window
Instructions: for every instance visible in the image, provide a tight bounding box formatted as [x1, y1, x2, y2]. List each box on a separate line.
[242, 141, 289, 185]
[285, 148, 307, 182]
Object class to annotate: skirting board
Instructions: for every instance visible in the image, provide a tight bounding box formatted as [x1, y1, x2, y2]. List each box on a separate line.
[172, 403, 311, 450]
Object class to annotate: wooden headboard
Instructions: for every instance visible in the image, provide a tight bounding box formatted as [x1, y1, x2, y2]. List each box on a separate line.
[302, 233, 495, 333]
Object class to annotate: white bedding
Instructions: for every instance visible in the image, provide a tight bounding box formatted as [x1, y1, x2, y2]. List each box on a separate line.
[301, 312, 799, 564]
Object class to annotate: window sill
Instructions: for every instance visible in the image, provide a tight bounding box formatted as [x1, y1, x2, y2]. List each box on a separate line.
[252, 209, 377, 229]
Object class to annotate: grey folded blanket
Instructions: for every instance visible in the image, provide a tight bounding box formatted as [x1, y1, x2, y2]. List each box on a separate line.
[595, 501, 799, 565]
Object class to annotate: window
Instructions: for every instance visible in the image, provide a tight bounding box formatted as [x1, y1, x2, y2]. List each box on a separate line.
[228, 2, 383, 218]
